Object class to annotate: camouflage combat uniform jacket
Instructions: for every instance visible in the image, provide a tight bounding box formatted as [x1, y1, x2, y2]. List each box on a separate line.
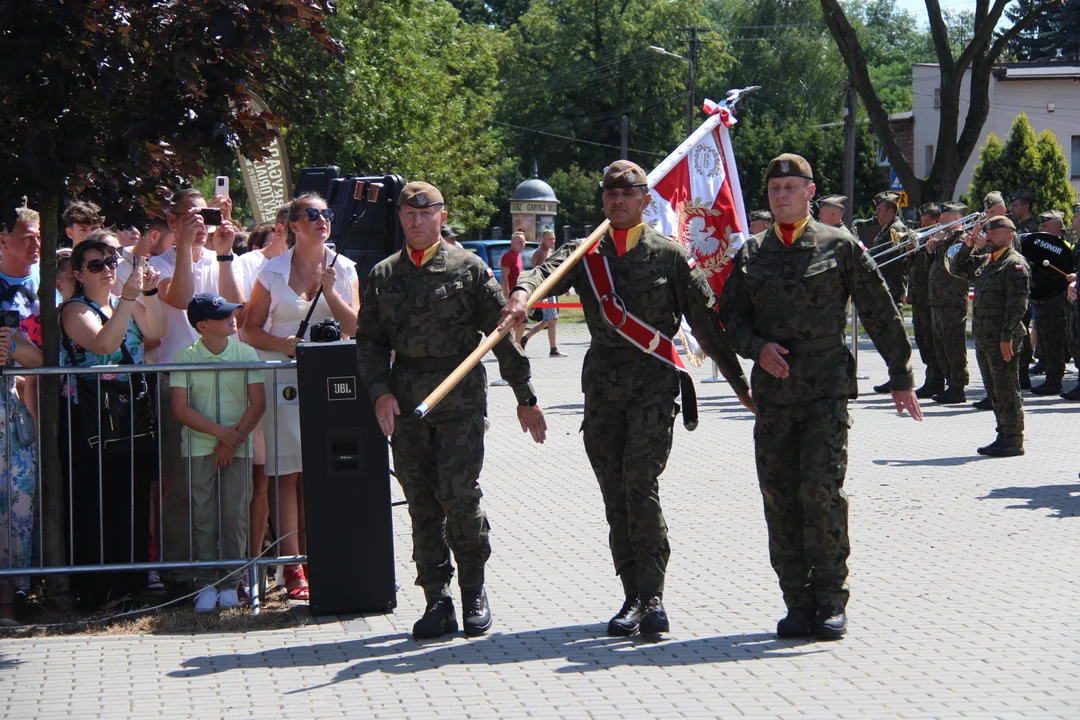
[719, 219, 914, 405]
[951, 244, 1030, 345]
[356, 241, 534, 416]
[514, 225, 749, 397]
[870, 217, 912, 305]
[928, 230, 971, 306]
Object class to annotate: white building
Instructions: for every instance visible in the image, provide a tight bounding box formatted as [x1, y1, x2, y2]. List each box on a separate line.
[911, 61, 1080, 200]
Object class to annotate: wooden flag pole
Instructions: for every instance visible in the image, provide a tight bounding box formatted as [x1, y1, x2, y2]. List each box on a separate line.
[412, 92, 756, 418]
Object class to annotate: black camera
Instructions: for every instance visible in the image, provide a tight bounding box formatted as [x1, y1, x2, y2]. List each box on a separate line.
[309, 319, 342, 343]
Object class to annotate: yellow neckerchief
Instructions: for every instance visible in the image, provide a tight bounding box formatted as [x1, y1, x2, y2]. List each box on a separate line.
[610, 223, 646, 255]
[408, 240, 441, 267]
[990, 246, 1010, 263]
[773, 216, 811, 246]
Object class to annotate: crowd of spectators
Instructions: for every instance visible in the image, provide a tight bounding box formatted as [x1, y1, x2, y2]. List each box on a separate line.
[0, 190, 360, 622]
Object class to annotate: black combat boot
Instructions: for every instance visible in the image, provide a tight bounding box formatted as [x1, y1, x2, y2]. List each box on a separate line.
[983, 438, 1024, 457]
[914, 381, 945, 400]
[461, 586, 493, 637]
[976, 439, 1000, 455]
[1019, 371, 1031, 390]
[1031, 378, 1063, 395]
[776, 605, 815, 638]
[931, 386, 967, 404]
[1028, 359, 1045, 375]
[638, 594, 669, 635]
[607, 596, 642, 637]
[814, 606, 847, 640]
[413, 596, 458, 639]
[872, 380, 892, 394]
[972, 397, 994, 411]
[1060, 385, 1080, 401]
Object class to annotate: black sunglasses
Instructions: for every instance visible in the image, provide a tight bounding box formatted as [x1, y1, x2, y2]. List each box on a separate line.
[82, 256, 119, 273]
[302, 207, 334, 222]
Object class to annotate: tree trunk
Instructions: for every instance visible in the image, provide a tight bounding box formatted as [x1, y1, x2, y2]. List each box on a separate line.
[36, 193, 72, 608]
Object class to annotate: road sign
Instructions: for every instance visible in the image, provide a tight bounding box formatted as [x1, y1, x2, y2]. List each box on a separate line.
[897, 190, 909, 208]
[890, 169, 904, 192]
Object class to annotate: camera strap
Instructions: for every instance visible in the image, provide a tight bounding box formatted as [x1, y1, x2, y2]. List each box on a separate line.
[295, 248, 342, 339]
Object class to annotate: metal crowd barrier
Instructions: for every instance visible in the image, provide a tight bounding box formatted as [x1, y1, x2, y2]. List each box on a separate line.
[0, 359, 306, 615]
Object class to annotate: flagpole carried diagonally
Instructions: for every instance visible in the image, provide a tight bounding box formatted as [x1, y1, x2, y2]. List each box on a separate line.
[414, 87, 760, 419]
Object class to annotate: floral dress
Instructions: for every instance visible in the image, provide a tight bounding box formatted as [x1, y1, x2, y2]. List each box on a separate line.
[0, 271, 41, 591]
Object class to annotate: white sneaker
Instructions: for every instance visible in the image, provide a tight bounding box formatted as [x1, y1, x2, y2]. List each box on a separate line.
[218, 588, 240, 610]
[194, 584, 218, 613]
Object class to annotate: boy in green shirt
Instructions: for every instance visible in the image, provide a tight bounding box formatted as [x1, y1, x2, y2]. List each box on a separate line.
[170, 293, 266, 612]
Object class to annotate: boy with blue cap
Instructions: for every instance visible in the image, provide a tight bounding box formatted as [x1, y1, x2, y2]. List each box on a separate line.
[170, 292, 266, 612]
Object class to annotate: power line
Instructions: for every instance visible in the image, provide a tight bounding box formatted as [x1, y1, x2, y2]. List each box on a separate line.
[492, 121, 669, 158]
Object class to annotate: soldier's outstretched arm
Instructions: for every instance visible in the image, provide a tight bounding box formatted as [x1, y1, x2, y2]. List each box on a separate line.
[498, 240, 581, 332]
[849, 243, 915, 394]
[674, 250, 750, 398]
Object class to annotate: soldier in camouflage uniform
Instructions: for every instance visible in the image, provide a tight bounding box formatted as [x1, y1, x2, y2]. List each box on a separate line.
[971, 191, 1011, 409]
[501, 160, 753, 637]
[1030, 209, 1070, 396]
[356, 181, 547, 639]
[1009, 189, 1038, 385]
[925, 202, 972, 404]
[816, 195, 847, 229]
[909, 202, 944, 398]
[948, 215, 1030, 457]
[719, 154, 922, 641]
[749, 209, 773, 235]
[868, 191, 913, 394]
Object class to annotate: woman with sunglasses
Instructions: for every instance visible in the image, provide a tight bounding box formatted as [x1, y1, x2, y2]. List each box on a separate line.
[59, 232, 166, 610]
[243, 193, 359, 600]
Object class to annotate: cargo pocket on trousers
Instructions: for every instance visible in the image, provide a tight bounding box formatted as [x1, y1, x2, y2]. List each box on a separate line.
[832, 403, 854, 429]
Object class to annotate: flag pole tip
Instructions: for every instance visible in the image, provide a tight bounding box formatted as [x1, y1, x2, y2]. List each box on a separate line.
[415, 403, 430, 418]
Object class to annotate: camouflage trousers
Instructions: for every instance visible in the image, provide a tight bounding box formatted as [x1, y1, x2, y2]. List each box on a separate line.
[910, 301, 942, 385]
[391, 414, 490, 601]
[974, 337, 1025, 443]
[753, 398, 851, 610]
[931, 301, 970, 388]
[1032, 294, 1069, 381]
[582, 388, 677, 597]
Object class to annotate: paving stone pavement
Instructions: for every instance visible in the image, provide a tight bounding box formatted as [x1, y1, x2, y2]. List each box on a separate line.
[2, 323, 1079, 719]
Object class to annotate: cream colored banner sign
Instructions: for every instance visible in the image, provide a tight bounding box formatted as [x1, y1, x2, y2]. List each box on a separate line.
[238, 94, 293, 224]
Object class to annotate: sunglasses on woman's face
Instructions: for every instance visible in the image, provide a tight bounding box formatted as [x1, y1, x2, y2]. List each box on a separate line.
[82, 256, 119, 273]
[302, 207, 334, 222]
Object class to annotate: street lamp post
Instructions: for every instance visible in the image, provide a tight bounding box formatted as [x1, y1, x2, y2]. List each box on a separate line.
[647, 44, 695, 137]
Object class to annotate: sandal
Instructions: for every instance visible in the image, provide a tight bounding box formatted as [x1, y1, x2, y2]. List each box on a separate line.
[284, 565, 310, 601]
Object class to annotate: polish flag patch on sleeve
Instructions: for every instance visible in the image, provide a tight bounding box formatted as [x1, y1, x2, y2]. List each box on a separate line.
[486, 267, 495, 278]
[1014, 264, 1024, 271]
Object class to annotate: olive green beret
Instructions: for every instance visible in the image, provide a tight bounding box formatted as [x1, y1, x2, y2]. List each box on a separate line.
[983, 191, 1005, 208]
[984, 215, 1016, 231]
[748, 210, 773, 223]
[873, 191, 900, 208]
[1009, 188, 1034, 203]
[919, 202, 941, 216]
[400, 182, 444, 208]
[940, 201, 968, 214]
[1036, 209, 1065, 223]
[818, 195, 847, 210]
[600, 160, 648, 189]
[764, 153, 813, 181]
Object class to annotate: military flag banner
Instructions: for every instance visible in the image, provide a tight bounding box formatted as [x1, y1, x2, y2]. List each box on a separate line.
[643, 98, 750, 300]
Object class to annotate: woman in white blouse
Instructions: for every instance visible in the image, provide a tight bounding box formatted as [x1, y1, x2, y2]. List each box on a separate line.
[243, 193, 360, 599]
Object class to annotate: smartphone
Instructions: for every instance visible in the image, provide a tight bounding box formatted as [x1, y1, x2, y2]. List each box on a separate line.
[198, 207, 223, 225]
[0, 310, 21, 329]
[214, 176, 229, 198]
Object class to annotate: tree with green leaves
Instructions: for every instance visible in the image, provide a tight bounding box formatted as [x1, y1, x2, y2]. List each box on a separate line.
[493, 0, 732, 230]
[0, 0, 338, 604]
[965, 113, 1074, 216]
[819, 0, 1063, 206]
[265, 0, 510, 231]
[1006, 0, 1080, 60]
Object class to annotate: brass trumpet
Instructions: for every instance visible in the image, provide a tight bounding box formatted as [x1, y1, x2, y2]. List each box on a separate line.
[875, 212, 985, 268]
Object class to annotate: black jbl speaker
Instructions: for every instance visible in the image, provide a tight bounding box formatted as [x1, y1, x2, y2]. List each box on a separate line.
[296, 340, 396, 615]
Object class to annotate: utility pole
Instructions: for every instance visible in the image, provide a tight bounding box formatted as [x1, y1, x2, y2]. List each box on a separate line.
[686, 27, 698, 137]
[621, 115, 628, 159]
[843, 77, 857, 227]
